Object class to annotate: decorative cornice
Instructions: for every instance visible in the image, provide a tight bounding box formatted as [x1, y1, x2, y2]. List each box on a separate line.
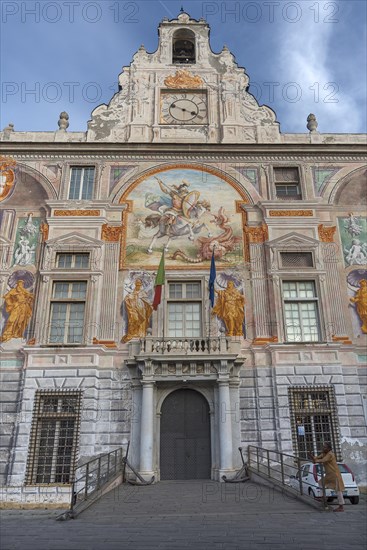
[8, 154, 366, 163]
[40, 222, 49, 242]
[164, 69, 204, 89]
[318, 224, 336, 242]
[101, 224, 123, 242]
[54, 210, 101, 216]
[253, 337, 278, 345]
[332, 335, 352, 344]
[269, 210, 313, 217]
[244, 223, 269, 243]
[92, 337, 117, 348]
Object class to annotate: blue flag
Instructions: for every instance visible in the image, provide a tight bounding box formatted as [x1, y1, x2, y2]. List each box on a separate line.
[209, 250, 216, 307]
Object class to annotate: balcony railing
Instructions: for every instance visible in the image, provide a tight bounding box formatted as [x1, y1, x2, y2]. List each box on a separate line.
[140, 337, 230, 355]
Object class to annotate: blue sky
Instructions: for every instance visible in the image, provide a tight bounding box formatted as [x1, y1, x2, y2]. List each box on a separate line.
[1, 0, 366, 134]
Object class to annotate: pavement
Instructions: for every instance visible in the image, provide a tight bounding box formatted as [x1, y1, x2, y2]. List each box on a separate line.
[1, 480, 366, 550]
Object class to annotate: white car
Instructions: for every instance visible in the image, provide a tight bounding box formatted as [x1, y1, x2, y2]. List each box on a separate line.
[289, 462, 360, 504]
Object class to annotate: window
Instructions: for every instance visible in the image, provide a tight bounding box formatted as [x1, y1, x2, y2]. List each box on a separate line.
[288, 386, 341, 460]
[49, 281, 87, 344]
[26, 390, 82, 484]
[274, 167, 301, 200]
[282, 281, 320, 342]
[68, 167, 95, 200]
[56, 253, 90, 269]
[280, 252, 313, 268]
[167, 281, 202, 337]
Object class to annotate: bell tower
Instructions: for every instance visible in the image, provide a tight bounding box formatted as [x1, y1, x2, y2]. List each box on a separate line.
[87, 11, 279, 144]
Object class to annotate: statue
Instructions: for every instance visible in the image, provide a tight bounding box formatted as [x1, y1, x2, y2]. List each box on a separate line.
[212, 281, 245, 336]
[350, 279, 367, 333]
[0, 280, 34, 342]
[122, 279, 153, 342]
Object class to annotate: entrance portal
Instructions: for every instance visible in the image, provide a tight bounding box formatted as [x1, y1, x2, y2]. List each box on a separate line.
[160, 389, 211, 480]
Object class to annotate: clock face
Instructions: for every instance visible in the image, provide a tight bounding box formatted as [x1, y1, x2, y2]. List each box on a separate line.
[161, 92, 208, 124]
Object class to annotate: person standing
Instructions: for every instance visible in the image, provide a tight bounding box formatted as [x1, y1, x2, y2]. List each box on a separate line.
[308, 443, 345, 512]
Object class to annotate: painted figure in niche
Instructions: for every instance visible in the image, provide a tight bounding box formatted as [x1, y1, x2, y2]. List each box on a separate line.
[20, 213, 38, 237]
[0, 280, 34, 342]
[122, 279, 153, 342]
[344, 239, 367, 266]
[13, 236, 36, 266]
[344, 213, 362, 237]
[350, 279, 367, 334]
[212, 281, 245, 336]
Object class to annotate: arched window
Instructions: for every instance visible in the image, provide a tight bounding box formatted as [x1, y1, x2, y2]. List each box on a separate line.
[172, 29, 196, 64]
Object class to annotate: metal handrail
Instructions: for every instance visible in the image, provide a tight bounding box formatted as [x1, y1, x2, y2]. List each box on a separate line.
[247, 445, 328, 510]
[66, 443, 129, 518]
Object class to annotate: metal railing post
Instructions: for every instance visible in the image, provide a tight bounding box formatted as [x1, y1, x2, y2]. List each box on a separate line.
[84, 463, 89, 500]
[320, 463, 327, 510]
[256, 447, 259, 473]
[280, 453, 284, 485]
[97, 456, 101, 490]
[297, 457, 303, 496]
[267, 449, 270, 478]
[107, 453, 110, 478]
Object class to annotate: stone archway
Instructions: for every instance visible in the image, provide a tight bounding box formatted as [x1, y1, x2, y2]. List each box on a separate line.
[160, 389, 211, 480]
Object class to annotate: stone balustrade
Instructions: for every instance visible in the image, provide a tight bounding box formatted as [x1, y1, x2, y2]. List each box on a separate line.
[140, 337, 230, 355]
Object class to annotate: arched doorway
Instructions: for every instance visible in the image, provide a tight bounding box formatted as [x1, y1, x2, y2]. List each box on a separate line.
[160, 389, 211, 480]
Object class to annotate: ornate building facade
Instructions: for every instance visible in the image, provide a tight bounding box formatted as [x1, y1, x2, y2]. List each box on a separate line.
[1, 12, 366, 506]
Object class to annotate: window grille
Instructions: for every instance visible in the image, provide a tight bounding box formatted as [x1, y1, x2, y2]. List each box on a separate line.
[288, 385, 341, 460]
[282, 281, 321, 342]
[68, 167, 95, 200]
[56, 253, 90, 269]
[280, 252, 314, 268]
[274, 167, 301, 200]
[25, 390, 82, 484]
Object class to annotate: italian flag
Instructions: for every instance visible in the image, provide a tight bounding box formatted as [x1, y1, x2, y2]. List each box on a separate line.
[153, 250, 165, 310]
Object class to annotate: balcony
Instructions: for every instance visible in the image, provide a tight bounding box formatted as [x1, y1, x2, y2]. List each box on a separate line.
[128, 337, 242, 358]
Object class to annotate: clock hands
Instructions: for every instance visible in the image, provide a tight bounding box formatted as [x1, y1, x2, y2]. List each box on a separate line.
[171, 103, 197, 116]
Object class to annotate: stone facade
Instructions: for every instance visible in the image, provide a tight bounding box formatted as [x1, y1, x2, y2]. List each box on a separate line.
[1, 12, 366, 506]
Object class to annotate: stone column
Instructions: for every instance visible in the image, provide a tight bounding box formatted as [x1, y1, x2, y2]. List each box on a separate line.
[250, 243, 273, 339]
[229, 379, 242, 469]
[139, 380, 155, 479]
[320, 238, 349, 341]
[218, 379, 233, 476]
[99, 241, 119, 340]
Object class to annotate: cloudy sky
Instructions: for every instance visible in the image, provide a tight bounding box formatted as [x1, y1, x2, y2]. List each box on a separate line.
[1, 0, 366, 134]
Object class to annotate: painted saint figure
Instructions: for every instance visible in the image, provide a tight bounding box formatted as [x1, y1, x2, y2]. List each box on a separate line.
[122, 279, 153, 342]
[13, 236, 36, 266]
[350, 279, 367, 333]
[212, 281, 245, 336]
[0, 280, 34, 342]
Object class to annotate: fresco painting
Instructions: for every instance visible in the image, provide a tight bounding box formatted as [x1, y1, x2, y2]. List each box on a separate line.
[347, 269, 367, 337]
[338, 214, 367, 267]
[122, 168, 245, 269]
[12, 214, 41, 267]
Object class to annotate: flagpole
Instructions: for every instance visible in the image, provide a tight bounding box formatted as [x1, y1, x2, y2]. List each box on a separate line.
[162, 248, 165, 345]
[208, 246, 216, 348]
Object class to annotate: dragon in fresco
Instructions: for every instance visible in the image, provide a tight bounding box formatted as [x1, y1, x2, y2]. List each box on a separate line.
[171, 207, 241, 263]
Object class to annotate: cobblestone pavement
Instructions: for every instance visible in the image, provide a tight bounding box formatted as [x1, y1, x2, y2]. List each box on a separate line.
[1, 481, 366, 550]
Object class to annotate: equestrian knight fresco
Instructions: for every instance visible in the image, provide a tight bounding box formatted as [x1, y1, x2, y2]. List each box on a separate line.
[120, 166, 246, 269]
